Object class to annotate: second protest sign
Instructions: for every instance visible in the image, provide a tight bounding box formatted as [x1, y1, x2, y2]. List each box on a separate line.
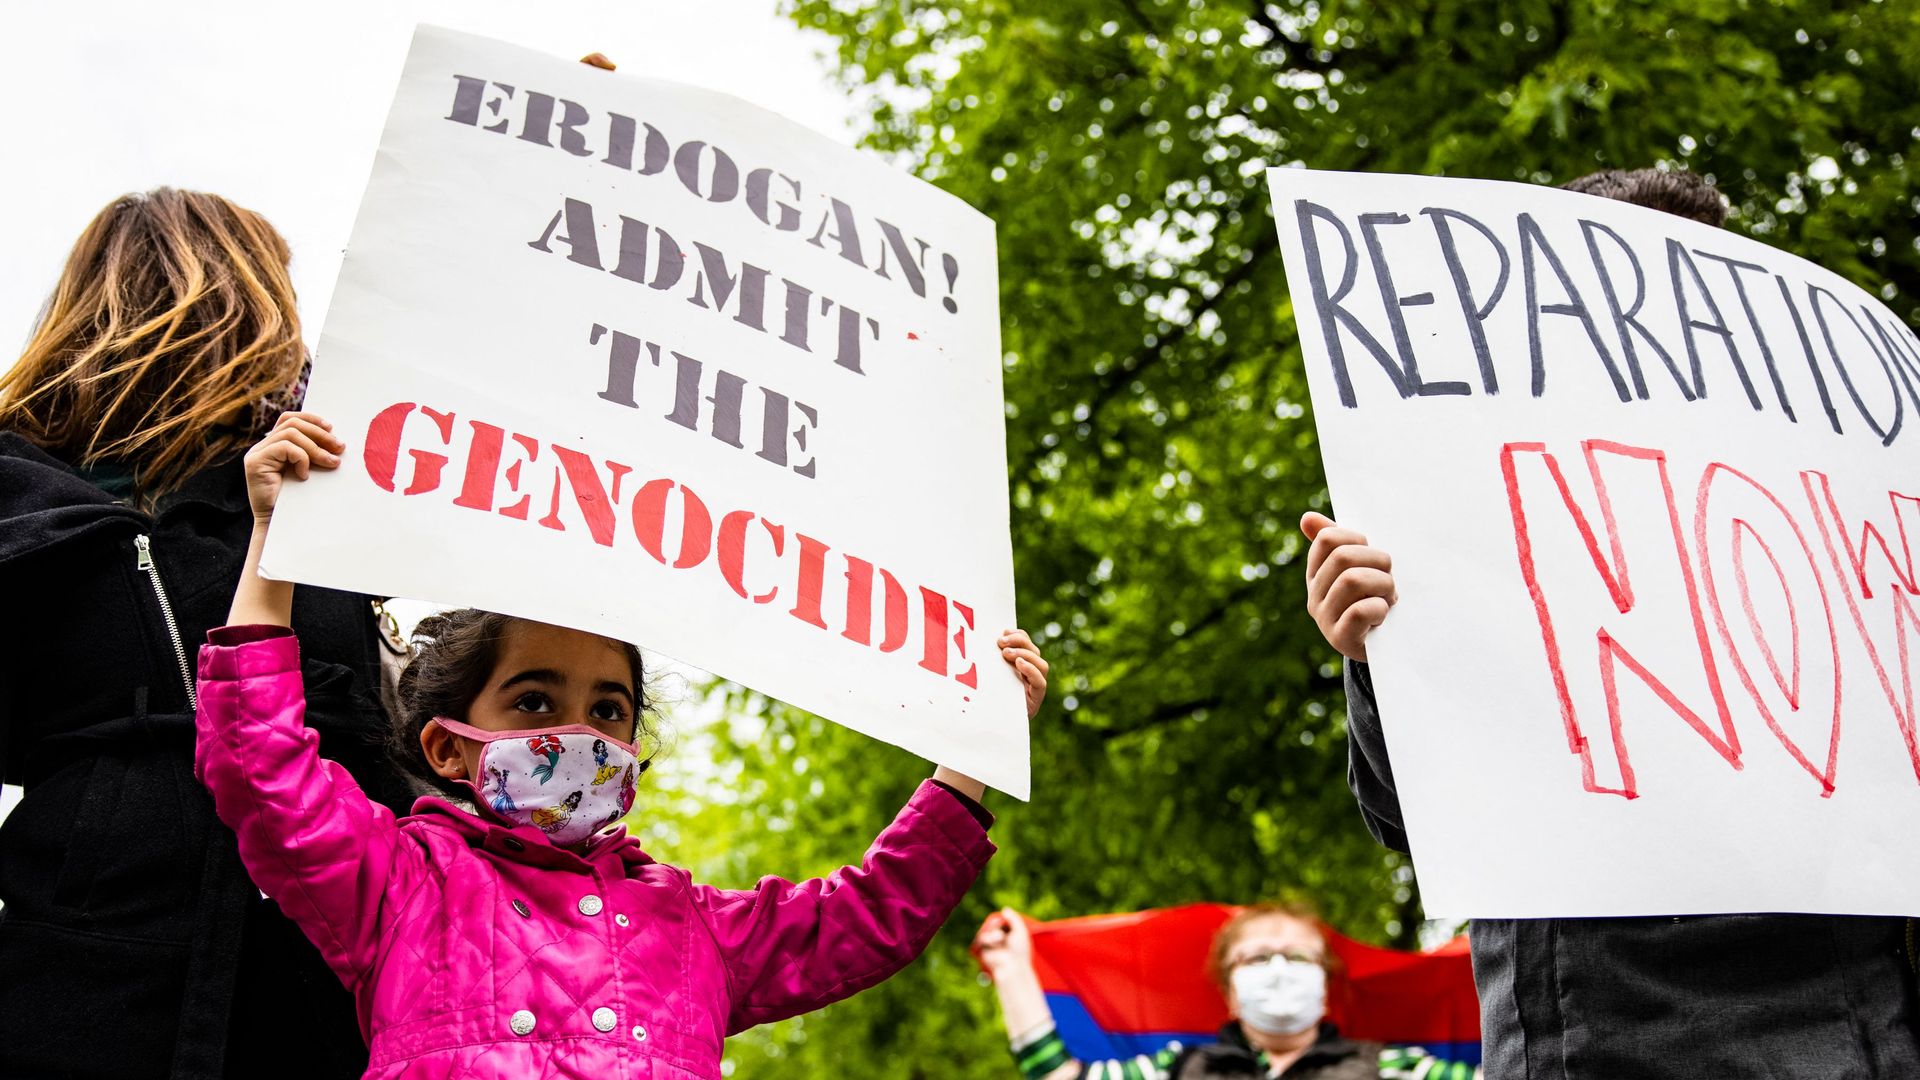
[1271, 167, 1920, 917]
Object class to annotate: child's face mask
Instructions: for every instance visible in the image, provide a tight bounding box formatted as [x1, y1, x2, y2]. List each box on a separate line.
[434, 717, 645, 848]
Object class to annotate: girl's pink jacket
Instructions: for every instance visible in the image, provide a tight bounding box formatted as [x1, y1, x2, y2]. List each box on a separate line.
[194, 626, 996, 1079]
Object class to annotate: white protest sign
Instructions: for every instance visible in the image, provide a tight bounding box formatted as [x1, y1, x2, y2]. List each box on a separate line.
[267, 26, 1027, 797]
[1269, 168, 1920, 917]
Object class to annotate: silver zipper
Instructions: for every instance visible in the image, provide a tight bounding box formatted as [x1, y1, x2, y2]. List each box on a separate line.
[135, 534, 198, 712]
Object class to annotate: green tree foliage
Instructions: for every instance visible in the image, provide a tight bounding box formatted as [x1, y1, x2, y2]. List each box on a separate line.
[636, 2, 1920, 1076]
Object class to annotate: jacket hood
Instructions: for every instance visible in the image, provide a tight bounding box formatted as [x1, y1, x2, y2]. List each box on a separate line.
[0, 428, 143, 553]
[0, 432, 251, 568]
[0, 432, 144, 567]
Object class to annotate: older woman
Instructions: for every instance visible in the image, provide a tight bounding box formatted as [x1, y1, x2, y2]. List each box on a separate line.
[975, 903, 1477, 1080]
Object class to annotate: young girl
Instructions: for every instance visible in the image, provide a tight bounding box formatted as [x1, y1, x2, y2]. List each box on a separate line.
[196, 412, 1050, 1079]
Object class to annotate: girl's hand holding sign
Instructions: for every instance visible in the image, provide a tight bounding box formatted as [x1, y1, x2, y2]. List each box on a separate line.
[245, 411, 343, 520]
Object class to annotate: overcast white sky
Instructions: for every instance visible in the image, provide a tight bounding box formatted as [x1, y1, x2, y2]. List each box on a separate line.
[0, 0, 855, 358]
[0, 0, 859, 823]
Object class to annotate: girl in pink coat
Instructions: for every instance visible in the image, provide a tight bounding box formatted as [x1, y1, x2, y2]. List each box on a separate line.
[195, 413, 1051, 1079]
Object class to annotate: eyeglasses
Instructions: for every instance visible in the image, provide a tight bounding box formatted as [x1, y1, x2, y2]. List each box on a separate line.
[1230, 948, 1325, 971]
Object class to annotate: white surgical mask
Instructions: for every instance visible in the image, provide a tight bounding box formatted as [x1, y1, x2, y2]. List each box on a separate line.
[435, 717, 644, 848]
[1231, 957, 1327, 1036]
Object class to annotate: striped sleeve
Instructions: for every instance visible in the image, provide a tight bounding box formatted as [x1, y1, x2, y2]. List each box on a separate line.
[1012, 1026, 1073, 1080]
[1009, 1025, 1183, 1080]
[1082, 1043, 1182, 1080]
[1378, 1045, 1483, 1080]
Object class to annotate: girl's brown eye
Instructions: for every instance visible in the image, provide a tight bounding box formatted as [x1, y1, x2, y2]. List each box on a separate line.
[514, 692, 553, 713]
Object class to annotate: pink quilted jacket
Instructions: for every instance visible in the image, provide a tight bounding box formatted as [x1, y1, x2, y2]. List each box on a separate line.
[194, 626, 995, 1079]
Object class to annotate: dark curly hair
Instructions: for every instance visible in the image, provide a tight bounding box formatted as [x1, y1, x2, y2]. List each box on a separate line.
[1562, 167, 1727, 228]
[389, 609, 653, 796]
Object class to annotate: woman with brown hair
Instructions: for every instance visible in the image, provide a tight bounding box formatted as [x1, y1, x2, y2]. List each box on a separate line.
[0, 188, 411, 1078]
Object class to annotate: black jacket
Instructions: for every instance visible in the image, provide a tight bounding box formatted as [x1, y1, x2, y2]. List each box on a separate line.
[0, 432, 414, 1079]
[1344, 660, 1920, 1080]
[1172, 1022, 1385, 1079]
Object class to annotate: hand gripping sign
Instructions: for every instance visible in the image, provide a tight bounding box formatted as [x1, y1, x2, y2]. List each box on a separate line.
[1270, 168, 1920, 917]
[266, 26, 1026, 797]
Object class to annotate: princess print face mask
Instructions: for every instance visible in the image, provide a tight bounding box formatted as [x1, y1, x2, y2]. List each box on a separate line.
[434, 717, 644, 848]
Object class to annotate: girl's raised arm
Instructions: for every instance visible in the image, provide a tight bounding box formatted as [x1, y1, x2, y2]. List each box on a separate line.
[196, 628, 426, 993]
[198, 413, 425, 992]
[691, 777, 997, 1033]
[695, 632, 1048, 1030]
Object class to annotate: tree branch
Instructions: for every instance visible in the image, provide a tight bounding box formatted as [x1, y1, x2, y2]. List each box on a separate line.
[1116, 0, 1158, 36]
[1099, 695, 1225, 742]
[1087, 229, 1282, 419]
[1244, 1, 1346, 77]
[1086, 577, 1269, 702]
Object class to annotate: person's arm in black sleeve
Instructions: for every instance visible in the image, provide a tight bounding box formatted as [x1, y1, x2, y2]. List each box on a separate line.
[1345, 659, 1411, 853]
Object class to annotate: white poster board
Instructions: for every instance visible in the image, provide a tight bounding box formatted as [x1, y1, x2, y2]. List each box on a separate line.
[268, 26, 1027, 797]
[1270, 168, 1920, 917]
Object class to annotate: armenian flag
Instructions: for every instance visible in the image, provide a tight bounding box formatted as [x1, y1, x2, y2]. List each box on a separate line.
[995, 904, 1481, 1066]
